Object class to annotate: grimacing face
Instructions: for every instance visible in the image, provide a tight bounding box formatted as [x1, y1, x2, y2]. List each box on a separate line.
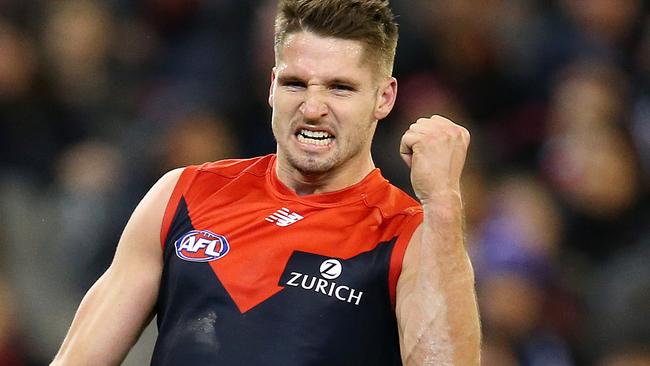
[269, 31, 396, 178]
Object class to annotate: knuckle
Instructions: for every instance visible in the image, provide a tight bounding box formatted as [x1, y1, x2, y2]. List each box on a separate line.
[431, 114, 451, 124]
[461, 128, 470, 142]
[401, 131, 417, 144]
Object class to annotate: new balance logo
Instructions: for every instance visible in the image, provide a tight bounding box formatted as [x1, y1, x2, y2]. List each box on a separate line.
[265, 208, 304, 227]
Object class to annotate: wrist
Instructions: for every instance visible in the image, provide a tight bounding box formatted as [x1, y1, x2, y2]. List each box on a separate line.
[419, 191, 464, 230]
[419, 190, 462, 209]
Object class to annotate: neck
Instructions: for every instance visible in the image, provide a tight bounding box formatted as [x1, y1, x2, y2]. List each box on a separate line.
[274, 153, 376, 196]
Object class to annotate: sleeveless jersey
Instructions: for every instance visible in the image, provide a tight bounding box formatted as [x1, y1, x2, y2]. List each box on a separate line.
[152, 155, 423, 365]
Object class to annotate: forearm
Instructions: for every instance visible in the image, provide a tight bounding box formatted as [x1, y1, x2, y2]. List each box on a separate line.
[398, 192, 480, 365]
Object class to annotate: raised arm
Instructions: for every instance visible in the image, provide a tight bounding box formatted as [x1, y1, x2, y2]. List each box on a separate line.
[396, 116, 480, 365]
[51, 168, 183, 366]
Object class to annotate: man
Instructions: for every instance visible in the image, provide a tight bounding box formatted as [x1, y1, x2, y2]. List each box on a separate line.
[51, 0, 480, 364]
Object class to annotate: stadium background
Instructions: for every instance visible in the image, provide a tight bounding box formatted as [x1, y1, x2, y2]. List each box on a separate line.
[0, 0, 648, 365]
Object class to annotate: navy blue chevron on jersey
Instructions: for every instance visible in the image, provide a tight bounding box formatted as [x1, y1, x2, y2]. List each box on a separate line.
[153, 155, 422, 365]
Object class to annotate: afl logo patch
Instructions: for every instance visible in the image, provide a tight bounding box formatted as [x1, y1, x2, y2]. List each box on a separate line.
[174, 230, 230, 262]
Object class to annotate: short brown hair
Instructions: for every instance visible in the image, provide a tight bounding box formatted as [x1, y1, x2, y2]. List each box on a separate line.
[274, 0, 399, 77]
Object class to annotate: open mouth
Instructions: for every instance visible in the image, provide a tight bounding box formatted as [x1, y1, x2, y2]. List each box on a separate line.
[295, 128, 335, 147]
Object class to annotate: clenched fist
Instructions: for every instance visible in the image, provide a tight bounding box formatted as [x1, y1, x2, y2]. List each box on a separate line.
[399, 115, 470, 202]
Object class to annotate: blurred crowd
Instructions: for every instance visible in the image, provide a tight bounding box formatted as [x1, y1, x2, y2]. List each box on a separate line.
[0, 0, 648, 365]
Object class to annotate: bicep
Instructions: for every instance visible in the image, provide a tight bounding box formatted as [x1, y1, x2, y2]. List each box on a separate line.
[101, 167, 185, 326]
[52, 168, 183, 365]
[395, 225, 455, 365]
[395, 214, 480, 365]
[395, 224, 422, 321]
[395, 224, 425, 350]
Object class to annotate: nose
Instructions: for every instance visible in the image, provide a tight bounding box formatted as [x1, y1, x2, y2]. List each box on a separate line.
[299, 90, 328, 120]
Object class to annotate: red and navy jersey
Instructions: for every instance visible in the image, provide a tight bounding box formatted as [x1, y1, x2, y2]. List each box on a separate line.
[152, 155, 422, 365]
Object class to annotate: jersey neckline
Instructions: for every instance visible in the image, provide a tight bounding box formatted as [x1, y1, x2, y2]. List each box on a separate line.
[266, 154, 388, 207]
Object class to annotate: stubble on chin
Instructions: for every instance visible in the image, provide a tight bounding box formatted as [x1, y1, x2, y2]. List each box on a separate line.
[286, 150, 339, 175]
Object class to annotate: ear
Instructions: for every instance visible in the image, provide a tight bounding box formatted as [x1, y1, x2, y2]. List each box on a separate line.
[268, 67, 277, 108]
[374, 77, 397, 120]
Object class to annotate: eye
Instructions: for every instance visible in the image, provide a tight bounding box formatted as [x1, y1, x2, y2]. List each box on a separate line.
[332, 84, 352, 91]
[330, 84, 355, 93]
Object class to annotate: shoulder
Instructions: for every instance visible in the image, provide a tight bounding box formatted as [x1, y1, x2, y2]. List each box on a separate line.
[158, 155, 273, 215]
[146, 167, 185, 205]
[166, 155, 273, 198]
[196, 154, 274, 179]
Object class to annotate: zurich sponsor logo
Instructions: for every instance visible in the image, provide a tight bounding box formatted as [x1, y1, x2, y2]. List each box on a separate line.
[285, 258, 364, 306]
[174, 230, 230, 262]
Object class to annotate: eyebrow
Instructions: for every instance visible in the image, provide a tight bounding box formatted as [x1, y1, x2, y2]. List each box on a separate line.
[276, 75, 304, 84]
[328, 78, 359, 87]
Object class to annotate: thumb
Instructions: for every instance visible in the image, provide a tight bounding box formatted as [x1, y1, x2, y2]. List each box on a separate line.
[400, 149, 412, 168]
[400, 130, 417, 168]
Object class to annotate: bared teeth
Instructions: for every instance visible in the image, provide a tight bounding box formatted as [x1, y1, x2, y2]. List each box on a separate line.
[297, 132, 333, 146]
[299, 129, 332, 139]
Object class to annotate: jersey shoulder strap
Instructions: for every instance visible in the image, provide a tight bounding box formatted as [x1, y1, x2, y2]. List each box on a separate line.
[159, 155, 274, 247]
